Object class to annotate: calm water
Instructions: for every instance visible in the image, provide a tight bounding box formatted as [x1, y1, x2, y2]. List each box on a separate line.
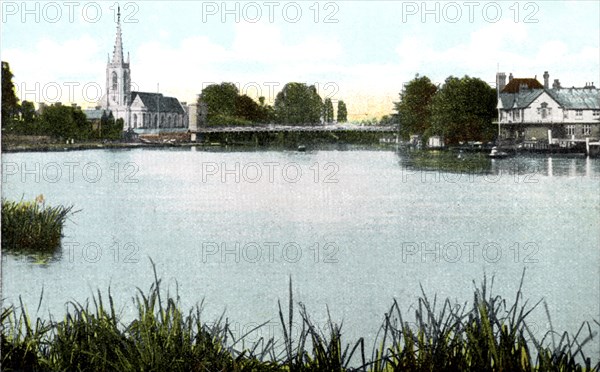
[2, 147, 599, 357]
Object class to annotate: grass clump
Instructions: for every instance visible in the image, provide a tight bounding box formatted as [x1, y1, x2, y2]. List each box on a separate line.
[1, 195, 75, 254]
[1, 266, 598, 371]
[371, 271, 598, 371]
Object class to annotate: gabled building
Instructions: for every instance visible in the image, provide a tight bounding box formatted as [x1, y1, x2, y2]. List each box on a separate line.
[496, 71, 600, 142]
[128, 92, 186, 129]
[96, 7, 188, 133]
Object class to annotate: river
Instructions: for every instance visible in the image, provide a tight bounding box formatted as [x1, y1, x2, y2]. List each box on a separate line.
[2, 146, 599, 358]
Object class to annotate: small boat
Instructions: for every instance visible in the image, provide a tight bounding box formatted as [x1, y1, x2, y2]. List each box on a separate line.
[297, 145, 306, 152]
[488, 147, 509, 159]
[139, 137, 158, 145]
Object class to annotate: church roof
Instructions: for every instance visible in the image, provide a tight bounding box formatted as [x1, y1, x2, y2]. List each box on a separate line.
[501, 78, 544, 93]
[112, 7, 125, 64]
[131, 91, 185, 114]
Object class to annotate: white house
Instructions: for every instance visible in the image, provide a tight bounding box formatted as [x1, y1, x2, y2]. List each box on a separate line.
[496, 71, 600, 142]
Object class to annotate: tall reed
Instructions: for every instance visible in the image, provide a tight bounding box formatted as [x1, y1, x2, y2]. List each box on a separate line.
[1, 195, 76, 253]
[1, 266, 598, 371]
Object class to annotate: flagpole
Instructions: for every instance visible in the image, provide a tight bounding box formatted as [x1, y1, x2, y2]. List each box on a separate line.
[496, 63, 501, 146]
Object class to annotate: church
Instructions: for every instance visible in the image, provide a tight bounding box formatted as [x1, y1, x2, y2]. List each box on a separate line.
[96, 8, 188, 133]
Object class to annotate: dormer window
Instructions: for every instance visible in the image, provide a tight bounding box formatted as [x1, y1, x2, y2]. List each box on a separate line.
[537, 102, 551, 119]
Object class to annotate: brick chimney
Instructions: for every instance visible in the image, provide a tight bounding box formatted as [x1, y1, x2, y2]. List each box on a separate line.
[543, 71, 549, 89]
[552, 79, 561, 89]
[496, 72, 506, 92]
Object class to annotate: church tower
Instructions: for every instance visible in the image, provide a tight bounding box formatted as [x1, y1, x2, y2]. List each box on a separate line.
[104, 6, 131, 126]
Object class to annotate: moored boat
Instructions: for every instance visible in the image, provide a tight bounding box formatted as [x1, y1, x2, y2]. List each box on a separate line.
[488, 147, 509, 159]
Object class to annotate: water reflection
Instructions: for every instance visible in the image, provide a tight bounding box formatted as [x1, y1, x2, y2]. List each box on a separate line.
[397, 149, 600, 178]
[2, 248, 62, 267]
[2, 147, 598, 362]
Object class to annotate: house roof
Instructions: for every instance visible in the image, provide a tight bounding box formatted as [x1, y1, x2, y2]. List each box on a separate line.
[131, 91, 185, 114]
[500, 87, 599, 110]
[499, 90, 543, 109]
[501, 78, 544, 93]
[83, 109, 107, 120]
[546, 88, 600, 109]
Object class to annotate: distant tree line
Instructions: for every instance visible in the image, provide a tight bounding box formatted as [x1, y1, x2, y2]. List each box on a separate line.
[199, 82, 348, 126]
[393, 74, 497, 144]
[2, 61, 122, 140]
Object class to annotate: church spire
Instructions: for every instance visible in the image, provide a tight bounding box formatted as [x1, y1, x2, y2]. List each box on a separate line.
[112, 5, 124, 64]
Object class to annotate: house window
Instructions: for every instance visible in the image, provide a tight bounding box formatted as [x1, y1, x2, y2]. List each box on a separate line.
[583, 125, 591, 136]
[133, 114, 137, 128]
[593, 110, 600, 117]
[566, 125, 576, 136]
[538, 102, 549, 119]
[575, 110, 583, 119]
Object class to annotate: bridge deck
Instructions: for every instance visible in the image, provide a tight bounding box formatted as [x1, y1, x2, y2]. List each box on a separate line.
[192, 125, 397, 133]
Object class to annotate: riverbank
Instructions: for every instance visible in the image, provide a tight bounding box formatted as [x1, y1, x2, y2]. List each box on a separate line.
[2, 267, 598, 371]
[1, 134, 195, 153]
[1, 132, 392, 153]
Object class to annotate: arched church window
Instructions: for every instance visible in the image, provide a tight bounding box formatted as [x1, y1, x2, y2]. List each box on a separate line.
[169, 115, 173, 127]
[112, 72, 118, 91]
[161, 113, 165, 127]
[154, 115, 158, 128]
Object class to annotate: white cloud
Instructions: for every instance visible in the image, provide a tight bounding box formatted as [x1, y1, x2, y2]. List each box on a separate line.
[4, 35, 105, 105]
[391, 20, 598, 89]
[4, 15, 597, 119]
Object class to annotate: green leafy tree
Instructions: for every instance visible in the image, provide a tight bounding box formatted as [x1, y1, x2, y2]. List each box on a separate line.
[111, 118, 124, 140]
[200, 83, 239, 125]
[39, 103, 92, 140]
[308, 85, 323, 124]
[39, 104, 72, 139]
[21, 100, 37, 124]
[99, 111, 112, 138]
[257, 96, 274, 123]
[337, 100, 348, 123]
[235, 94, 261, 123]
[430, 76, 497, 144]
[379, 114, 399, 126]
[322, 98, 334, 123]
[97, 112, 124, 140]
[2, 61, 20, 129]
[274, 83, 323, 125]
[394, 74, 437, 140]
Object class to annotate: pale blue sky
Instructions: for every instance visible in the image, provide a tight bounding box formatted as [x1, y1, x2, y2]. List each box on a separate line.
[2, 1, 599, 119]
